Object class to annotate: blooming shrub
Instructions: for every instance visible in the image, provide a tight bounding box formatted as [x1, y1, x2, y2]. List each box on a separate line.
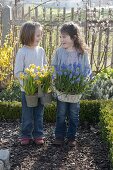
[84, 68, 113, 99]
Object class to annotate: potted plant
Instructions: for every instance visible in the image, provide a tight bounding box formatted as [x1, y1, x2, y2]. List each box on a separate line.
[20, 64, 41, 107]
[53, 62, 92, 103]
[38, 65, 54, 105]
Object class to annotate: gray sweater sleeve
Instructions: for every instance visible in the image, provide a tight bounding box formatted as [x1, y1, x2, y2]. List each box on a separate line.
[14, 49, 25, 86]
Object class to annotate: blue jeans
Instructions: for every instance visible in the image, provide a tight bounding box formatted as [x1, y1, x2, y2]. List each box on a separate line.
[55, 100, 80, 140]
[20, 92, 44, 139]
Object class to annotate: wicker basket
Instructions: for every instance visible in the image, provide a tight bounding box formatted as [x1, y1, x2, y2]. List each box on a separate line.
[55, 89, 82, 103]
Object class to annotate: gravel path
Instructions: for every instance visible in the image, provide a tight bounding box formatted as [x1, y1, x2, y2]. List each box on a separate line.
[0, 121, 111, 170]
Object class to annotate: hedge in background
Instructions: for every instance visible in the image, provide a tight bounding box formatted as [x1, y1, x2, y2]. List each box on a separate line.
[0, 101, 21, 120]
[0, 101, 57, 122]
[99, 101, 113, 168]
[0, 100, 101, 124]
[0, 80, 21, 102]
[80, 100, 100, 124]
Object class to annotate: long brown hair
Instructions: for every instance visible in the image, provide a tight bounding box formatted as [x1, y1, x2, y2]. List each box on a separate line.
[19, 21, 42, 46]
[60, 22, 88, 54]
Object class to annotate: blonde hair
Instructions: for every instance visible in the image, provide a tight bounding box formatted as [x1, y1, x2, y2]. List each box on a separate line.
[19, 21, 42, 46]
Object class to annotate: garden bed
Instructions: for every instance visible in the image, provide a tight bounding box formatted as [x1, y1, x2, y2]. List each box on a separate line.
[0, 120, 110, 170]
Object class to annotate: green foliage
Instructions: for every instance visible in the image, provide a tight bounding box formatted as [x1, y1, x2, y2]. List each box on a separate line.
[44, 102, 56, 122]
[0, 101, 21, 120]
[0, 101, 57, 122]
[0, 100, 101, 124]
[23, 74, 38, 95]
[99, 100, 113, 167]
[80, 100, 100, 124]
[38, 65, 54, 93]
[0, 80, 21, 102]
[83, 68, 113, 100]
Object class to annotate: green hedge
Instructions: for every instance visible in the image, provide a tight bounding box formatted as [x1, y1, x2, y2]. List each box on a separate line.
[0, 101, 57, 122]
[0, 101, 21, 120]
[80, 100, 100, 124]
[0, 100, 101, 124]
[99, 101, 113, 168]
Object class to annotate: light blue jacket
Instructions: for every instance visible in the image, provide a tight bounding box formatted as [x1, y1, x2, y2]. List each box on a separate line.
[52, 47, 92, 75]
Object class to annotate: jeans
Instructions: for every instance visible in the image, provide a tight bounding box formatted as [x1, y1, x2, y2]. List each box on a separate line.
[55, 100, 80, 140]
[20, 92, 44, 139]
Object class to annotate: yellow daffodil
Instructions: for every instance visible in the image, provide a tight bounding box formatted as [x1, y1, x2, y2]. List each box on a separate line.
[36, 80, 41, 85]
[36, 66, 41, 71]
[30, 68, 35, 73]
[29, 64, 36, 69]
[25, 68, 30, 74]
[20, 73, 25, 80]
[37, 72, 42, 77]
[30, 73, 36, 78]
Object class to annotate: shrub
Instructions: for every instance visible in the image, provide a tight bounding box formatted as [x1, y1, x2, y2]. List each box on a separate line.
[80, 100, 100, 124]
[83, 68, 113, 100]
[99, 100, 113, 167]
[0, 100, 100, 124]
[0, 79, 21, 102]
[0, 30, 18, 88]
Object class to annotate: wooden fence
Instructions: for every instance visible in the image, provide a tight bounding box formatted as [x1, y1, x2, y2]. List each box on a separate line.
[1, 3, 113, 79]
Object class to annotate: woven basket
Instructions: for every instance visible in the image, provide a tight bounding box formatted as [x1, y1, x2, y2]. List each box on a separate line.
[55, 89, 82, 103]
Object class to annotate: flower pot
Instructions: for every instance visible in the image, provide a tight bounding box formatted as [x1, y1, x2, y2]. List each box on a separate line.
[55, 89, 82, 103]
[40, 92, 52, 105]
[38, 85, 44, 98]
[25, 94, 38, 107]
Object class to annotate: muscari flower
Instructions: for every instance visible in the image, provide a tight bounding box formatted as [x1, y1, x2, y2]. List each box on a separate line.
[69, 73, 73, 79]
[73, 62, 77, 69]
[52, 75, 55, 80]
[75, 77, 80, 82]
[83, 67, 91, 77]
[67, 64, 72, 71]
[77, 63, 81, 68]
[57, 71, 62, 76]
[55, 65, 60, 72]
[64, 71, 68, 76]
[61, 63, 67, 70]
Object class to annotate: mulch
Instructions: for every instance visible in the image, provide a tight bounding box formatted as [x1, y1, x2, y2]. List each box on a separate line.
[0, 120, 111, 170]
